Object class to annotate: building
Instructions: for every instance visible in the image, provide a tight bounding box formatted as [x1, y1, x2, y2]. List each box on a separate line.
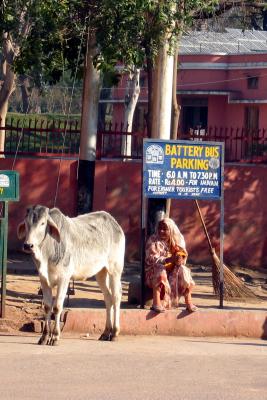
[178, 28, 267, 136]
[104, 28, 267, 162]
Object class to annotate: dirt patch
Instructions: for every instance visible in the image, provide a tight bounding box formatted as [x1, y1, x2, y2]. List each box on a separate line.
[4, 274, 42, 331]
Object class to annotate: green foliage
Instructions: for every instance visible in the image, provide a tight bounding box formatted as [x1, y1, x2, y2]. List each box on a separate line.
[2, 0, 266, 88]
[0, 0, 87, 88]
[93, 0, 220, 72]
[0, 0, 221, 88]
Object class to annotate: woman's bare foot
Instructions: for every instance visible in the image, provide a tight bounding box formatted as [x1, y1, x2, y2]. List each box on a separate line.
[186, 303, 198, 313]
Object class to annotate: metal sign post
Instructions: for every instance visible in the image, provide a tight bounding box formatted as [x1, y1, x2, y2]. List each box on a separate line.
[0, 171, 19, 318]
[142, 139, 224, 308]
[219, 160, 225, 308]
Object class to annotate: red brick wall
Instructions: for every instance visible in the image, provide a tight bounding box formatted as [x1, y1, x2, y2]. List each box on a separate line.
[0, 157, 78, 251]
[93, 161, 142, 261]
[2, 156, 267, 269]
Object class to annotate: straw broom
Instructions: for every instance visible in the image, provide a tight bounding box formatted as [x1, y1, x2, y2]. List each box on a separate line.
[195, 200, 257, 300]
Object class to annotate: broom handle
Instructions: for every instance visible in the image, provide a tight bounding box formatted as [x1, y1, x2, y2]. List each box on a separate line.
[194, 199, 214, 253]
[167, 198, 214, 253]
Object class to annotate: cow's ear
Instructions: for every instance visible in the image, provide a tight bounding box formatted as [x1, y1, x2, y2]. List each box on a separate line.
[47, 219, 60, 243]
[17, 222, 26, 240]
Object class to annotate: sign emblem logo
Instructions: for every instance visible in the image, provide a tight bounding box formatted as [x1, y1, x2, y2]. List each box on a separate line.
[146, 145, 164, 164]
[0, 174, 10, 187]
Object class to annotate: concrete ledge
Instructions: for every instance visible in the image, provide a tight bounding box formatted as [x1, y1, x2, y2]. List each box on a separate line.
[62, 308, 267, 339]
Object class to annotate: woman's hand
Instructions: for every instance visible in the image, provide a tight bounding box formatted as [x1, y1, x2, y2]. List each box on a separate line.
[165, 253, 181, 265]
[171, 253, 183, 265]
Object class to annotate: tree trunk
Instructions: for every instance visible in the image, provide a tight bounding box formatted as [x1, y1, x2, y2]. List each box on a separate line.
[19, 75, 31, 114]
[121, 67, 140, 157]
[79, 34, 101, 162]
[0, 101, 8, 156]
[0, 33, 17, 153]
[78, 32, 101, 214]
[0, 11, 30, 152]
[171, 45, 181, 140]
[151, 40, 174, 139]
[145, 49, 154, 138]
[166, 44, 180, 217]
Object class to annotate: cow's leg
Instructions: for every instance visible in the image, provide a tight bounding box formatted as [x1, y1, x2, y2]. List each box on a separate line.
[109, 271, 122, 341]
[49, 277, 70, 346]
[95, 268, 113, 341]
[38, 279, 53, 345]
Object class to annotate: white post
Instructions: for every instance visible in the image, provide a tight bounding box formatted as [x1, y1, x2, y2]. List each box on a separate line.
[79, 38, 101, 161]
[78, 34, 101, 214]
[151, 41, 174, 140]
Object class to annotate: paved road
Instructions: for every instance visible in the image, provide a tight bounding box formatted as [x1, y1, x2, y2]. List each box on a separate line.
[1, 334, 267, 400]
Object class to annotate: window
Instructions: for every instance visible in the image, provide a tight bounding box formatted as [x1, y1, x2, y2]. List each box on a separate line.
[244, 106, 259, 131]
[181, 98, 208, 134]
[247, 76, 259, 89]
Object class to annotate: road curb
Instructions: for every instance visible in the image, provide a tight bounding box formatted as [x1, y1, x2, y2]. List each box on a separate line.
[62, 308, 267, 339]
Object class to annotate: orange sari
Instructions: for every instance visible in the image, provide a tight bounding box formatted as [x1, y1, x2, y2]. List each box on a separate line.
[145, 218, 195, 308]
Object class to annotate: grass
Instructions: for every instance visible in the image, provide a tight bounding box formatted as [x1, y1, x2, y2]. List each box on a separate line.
[5, 113, 81, 154]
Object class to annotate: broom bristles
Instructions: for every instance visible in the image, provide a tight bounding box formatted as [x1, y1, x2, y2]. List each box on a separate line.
[211, 251, 257, 300]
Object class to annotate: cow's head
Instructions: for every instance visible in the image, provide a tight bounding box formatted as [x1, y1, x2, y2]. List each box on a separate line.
[17, 205, 60, 253]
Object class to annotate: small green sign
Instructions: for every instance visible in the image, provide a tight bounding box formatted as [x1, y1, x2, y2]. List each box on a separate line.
[0, 171, 19, 201]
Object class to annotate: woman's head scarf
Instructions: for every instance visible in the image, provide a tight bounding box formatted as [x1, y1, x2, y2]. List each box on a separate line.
[157, 218, 186, 252]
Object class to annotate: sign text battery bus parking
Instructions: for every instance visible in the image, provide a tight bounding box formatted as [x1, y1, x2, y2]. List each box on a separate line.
[143, 140, 223, 200]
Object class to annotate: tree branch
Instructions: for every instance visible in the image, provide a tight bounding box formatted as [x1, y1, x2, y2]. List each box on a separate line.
[194, 0, 267, 20]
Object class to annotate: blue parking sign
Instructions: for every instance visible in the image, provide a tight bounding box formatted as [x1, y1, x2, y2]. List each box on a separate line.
[143, 139, 224, 200]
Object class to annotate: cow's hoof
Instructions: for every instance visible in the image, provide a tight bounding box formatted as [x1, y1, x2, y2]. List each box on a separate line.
[110, 335, 119, 342]
[38, 335, 49, 345]
[98, 332, 112, 341]
[47, 337, 59, 346]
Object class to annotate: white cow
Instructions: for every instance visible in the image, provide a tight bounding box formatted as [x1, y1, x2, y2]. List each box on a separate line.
[17, 205, 125, 345]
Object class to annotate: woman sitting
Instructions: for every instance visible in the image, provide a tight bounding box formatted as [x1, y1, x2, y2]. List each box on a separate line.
[145, 217, 197, 314]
